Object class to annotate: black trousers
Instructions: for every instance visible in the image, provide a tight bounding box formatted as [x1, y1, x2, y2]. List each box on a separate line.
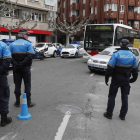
[0, 75, 10, 115]
[14, 66, 31, 97]
[106, 74, 130, 117]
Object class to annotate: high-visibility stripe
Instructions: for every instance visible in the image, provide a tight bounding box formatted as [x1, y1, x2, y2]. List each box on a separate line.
[22, 99, 27, 104]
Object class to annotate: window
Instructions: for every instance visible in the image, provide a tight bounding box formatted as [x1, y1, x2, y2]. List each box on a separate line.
[28, 0, 39, 2]
[104, 4, 109, 12]
[83, 0, 86, 4]
[70, 0, 79, 4]
[70, 10, 78, 17]
[131, 49, 139, 56]
[134, 21, 139, 29]
[63, 1, 65, 8]
[95, 6, 97, 15]
[91, 7, 93, 14]
[83, 9, 85, 16]
[120, 20, 123, 24]
[120, 5, 124, 13]
[128, 21, 131, 26]
[128, 7, 134, 13]
[111, 4, 117, 11]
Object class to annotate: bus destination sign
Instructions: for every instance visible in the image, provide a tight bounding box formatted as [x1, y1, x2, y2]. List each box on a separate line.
[86, 25, 113, 31]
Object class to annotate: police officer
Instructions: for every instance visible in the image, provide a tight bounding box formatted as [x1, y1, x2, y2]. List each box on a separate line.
[0, 41, 12, 127]
[9, 29, 35, 108]
[104, 39, 138, 120]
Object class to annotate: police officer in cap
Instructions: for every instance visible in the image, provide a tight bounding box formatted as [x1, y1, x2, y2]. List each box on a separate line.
[0, 41, 12, 127]
[104, 39, 138, 120]
[9, 29, 35, 108]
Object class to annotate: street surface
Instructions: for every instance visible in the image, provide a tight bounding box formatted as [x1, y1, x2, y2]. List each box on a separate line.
[0, 57, 140, 140]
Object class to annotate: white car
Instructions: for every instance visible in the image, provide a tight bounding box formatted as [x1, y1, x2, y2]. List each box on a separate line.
[87, 46, 140, 72]
[34, 43, 57, 57]
[61, 44, 84, 58]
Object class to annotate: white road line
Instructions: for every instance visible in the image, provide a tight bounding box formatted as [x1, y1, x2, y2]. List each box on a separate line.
[54, 111, 71, 140]
[67, 59, 81, 62]
[90, 73, 94, 76]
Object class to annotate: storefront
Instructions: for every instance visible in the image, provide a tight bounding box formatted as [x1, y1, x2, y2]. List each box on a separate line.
[0, 27, 52, 46]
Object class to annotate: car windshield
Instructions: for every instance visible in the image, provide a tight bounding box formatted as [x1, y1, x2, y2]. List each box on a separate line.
[64, 44, 75, 48]
[35, 44, 45, 48]
[100, 48, 118, 56]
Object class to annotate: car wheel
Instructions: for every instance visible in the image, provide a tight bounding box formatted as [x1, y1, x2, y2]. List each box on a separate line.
[53, 51, 57, 57]
[138, 62, 140, 71]
[75, 52, 78, 58]
[61, 56, 64, 58]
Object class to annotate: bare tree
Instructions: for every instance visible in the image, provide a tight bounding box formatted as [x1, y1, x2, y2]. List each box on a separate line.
[0, 0, 37, 39]
[47, 14, 91, 44]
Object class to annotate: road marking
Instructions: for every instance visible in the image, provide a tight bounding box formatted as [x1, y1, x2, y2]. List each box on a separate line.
[0, 132, 18, 140]
[90, 73, 94, 76]
[54, 111, 71, 140]
[67, 59, 81, 62]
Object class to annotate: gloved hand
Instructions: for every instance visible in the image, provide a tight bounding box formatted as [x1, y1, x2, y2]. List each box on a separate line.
[130, 75, 138, 83]
[105, 76, 109, 86]
[14, 61, 22, 68]
[130, 78, 136, 83]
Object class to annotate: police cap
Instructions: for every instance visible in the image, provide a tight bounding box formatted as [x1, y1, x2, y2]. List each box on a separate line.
[18, 29, 30, 35]
[121, 39, 129, 46]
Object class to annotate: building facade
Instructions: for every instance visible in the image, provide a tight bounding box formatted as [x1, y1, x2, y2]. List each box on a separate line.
[57, 0, 140, 43]
[0, 0, 57, 44]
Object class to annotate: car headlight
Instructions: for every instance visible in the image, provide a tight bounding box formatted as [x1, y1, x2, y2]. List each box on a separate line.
[88, 59, 93, 62]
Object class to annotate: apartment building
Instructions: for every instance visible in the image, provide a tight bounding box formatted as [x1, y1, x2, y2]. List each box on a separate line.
[0, 0, 57, 43]
[57, 0, 140, 43]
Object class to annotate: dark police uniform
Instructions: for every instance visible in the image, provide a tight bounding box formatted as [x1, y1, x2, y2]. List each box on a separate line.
[104, 39, 138, 120]
[9, 32, 35, 107]
[0, 41, 12, 127]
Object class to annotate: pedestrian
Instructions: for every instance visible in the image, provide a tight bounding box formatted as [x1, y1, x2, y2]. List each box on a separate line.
[9, 29, 35, 108]
[0, 41, 12, 127]
[104, 39, 138, 120]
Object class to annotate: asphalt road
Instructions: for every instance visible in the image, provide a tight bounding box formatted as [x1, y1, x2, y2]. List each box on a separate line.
[0, 56, 140, 140]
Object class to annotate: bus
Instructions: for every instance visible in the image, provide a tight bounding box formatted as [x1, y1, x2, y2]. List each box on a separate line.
[83, 24, 140, 58]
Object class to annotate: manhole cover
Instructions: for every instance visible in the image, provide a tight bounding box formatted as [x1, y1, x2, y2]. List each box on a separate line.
[56, 104, 83, 115]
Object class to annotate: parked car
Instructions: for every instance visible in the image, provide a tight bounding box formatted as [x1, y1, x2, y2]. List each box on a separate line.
[34, 43, 57, 57]
[61, 44, 84, 58]
[87, 46, 140, 72]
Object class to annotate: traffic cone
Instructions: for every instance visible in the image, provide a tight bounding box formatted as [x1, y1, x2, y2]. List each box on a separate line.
[17, 93, 32, 120]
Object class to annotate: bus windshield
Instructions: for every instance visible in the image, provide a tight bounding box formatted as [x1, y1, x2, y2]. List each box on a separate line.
[84, 25, 114, 51]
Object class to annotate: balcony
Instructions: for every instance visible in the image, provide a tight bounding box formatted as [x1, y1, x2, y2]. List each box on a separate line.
[119, 13, 124, 19]
[71, 3, 79, 10]
[136, 0, 140, 6]
[129, 0, 135, 6]
[104, 0, 111, 4]
[104, 10, 117, 18]
[134, 12, 140, 20]
[128, 12, 134, 20]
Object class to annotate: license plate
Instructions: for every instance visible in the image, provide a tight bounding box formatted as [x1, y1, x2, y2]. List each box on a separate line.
[93, 64, 99, 67]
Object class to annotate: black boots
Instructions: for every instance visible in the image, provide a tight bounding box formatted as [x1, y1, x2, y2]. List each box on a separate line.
[27, 96, 35, 108]
[14, 96, 20, 107]
[1, 114, 12, 127]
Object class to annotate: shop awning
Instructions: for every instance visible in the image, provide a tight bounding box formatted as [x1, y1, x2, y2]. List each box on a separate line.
[0, 27, 52, 35]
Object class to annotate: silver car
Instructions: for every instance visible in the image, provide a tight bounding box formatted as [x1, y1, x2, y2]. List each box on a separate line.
[87, 46, 140, 72]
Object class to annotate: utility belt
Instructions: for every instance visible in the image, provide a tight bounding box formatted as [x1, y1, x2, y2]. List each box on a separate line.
[114, 72, 131, 78]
